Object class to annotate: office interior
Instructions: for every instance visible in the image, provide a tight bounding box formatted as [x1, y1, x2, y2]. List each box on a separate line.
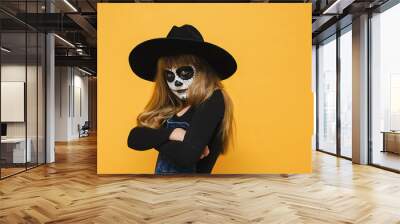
[0, 0, 397, 178]
[0, 0, 97, 179]
[0, 0, 400, 222]
[314, 1, 400, 172]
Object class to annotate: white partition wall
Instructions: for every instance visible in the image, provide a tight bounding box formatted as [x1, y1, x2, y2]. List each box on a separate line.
[54, 67, 89, 142]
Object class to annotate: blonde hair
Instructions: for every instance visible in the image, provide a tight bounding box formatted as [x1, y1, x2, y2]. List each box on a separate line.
[137, 54, 234, 153]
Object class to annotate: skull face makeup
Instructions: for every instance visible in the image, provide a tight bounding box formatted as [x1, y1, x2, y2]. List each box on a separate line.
[164, 65, 196, 100]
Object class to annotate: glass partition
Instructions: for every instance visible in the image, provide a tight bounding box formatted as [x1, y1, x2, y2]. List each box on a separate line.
[1, 31, 28, 177]
[0, 1, 46, 179]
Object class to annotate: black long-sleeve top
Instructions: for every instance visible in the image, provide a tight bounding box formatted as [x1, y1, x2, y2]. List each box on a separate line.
[127, 89, 225, 173]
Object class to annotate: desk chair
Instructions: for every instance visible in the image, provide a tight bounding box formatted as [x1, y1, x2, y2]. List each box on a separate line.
[78, 121, 90, 138]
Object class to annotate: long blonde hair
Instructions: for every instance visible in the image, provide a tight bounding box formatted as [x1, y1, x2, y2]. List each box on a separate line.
[137, 54, 234, 153]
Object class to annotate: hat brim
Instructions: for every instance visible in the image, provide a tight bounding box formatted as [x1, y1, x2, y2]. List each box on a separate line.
[129, 38, 237, 82]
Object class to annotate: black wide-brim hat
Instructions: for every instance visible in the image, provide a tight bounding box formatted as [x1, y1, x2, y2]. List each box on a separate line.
[129, 24, 237, 82]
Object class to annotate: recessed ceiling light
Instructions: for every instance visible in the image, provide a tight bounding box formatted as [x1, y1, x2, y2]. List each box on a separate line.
[63, 0, 78, 12]
[322, 0, 354, 15]
[54, 34, 75, 48]
[78, 67, 93, 76]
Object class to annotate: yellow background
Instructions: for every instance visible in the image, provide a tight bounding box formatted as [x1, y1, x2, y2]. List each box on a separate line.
[97, 3, 313, 174]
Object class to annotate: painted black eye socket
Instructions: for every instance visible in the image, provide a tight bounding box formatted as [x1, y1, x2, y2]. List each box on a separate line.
[176, 66, 194, 80]
[164, 70, 175, 82]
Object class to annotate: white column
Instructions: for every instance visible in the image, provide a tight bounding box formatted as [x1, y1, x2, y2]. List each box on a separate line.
[55, 67, 73, 141]
[45, 0, 56, 163]
[352, 14, 369, 164]
[46, 32, 55, 163]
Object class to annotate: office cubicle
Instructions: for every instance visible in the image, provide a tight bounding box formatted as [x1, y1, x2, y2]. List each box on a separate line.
[0, 1, 46, 179]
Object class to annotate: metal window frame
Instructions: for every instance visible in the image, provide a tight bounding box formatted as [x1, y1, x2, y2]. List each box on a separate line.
[316, 0, 400, 173]
[315, 24, 353, 161]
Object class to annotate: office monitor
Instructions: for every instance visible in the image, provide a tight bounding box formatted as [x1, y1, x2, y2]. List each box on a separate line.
[1, 123, 7, 137]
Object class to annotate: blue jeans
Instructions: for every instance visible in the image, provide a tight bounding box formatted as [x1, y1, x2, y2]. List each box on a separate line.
[155, 155, 196, 174]
[154, 118, 196, 174]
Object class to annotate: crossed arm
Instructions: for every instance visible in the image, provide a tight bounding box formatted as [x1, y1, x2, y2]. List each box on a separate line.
[127, 90, 225, 168]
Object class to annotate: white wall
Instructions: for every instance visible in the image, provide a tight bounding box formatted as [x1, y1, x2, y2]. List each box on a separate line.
[55, 67, 89, 141]
[1, 65, 28, 143]
[72, 73, 89, 138]
[55, 66, 70, 141]
[1, 82, 25, 122]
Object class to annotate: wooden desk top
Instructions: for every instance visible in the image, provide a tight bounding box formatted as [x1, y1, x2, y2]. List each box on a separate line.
[381, 131, 400, 134]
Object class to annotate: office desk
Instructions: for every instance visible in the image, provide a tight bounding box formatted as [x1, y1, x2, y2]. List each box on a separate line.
[1, 138, 31, 163]
[382, 131, 400, 154]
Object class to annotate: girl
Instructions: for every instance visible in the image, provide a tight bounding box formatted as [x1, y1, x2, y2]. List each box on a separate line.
[127, 24, 237, 174]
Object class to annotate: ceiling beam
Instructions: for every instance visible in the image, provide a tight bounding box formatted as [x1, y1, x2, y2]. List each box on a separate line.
[322, 0, 356, 14]
[55, 55, 96, 68]
[67, 13, 97, 40]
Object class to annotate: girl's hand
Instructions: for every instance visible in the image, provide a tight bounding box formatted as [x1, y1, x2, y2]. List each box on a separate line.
[169, 128, 209, 159]
[169, 128, 186, 141]
[200, 146, 210, 159]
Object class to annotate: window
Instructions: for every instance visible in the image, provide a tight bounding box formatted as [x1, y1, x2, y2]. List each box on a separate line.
[317, 35, 337, 154]
[339, 28, 352, 158]
[316, 26, 353, 159]
[370, 3, 400, 171]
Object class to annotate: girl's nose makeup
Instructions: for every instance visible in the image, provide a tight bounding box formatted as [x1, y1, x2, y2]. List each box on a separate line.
[174, 80, 183, 87]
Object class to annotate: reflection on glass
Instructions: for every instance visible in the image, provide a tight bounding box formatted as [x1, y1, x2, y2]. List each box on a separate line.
[371, 4, 400, 171]
[1, 32, 27, 177]
[0, 0, 46, 178]
[340, 29, 352, 158]
[318, 36, 337, 154]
